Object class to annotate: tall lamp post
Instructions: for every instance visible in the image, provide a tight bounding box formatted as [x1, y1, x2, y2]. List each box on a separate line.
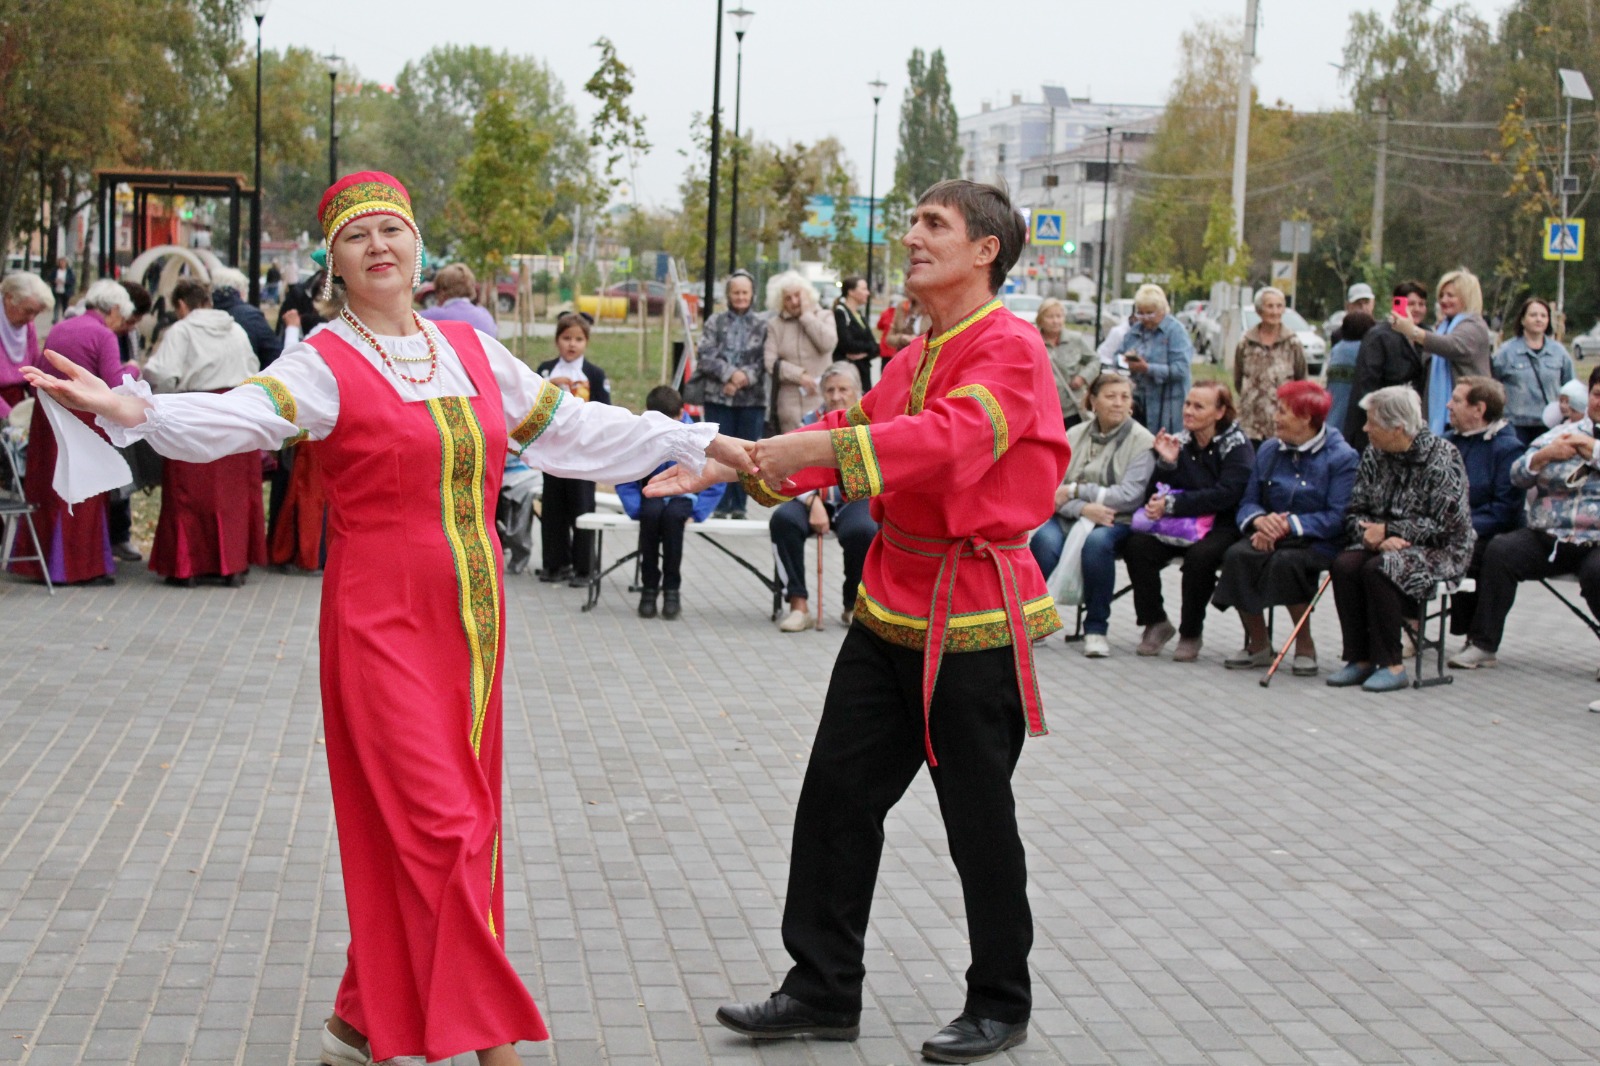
[1557, 68, 1592, 330]
[249, 0, 268, 305]
[865, 77, 887, 321]
[702, 3, 725, 321]
[324, 53, 342, 186]
[726, 7, 753, 275]
[1094, 126, 1112, 347]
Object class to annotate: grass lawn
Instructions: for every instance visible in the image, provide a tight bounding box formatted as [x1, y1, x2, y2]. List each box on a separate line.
[505, 327, 686, 413]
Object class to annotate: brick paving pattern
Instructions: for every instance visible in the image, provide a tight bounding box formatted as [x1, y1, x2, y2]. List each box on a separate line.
[2, 530, 1600, 1064]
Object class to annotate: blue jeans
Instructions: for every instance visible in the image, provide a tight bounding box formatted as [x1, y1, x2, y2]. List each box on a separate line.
[1029, 519, 1130, 635]
[704, 402, 766, 513]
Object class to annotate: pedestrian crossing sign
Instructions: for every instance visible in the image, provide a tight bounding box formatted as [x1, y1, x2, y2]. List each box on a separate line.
[1031, 210, 1065, 247]
[1544, 217, 1585, 261]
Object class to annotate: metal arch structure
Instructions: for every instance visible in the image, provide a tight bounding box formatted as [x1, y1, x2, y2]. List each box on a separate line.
[120, 245, 224, 352]
[93, 170, 257, 291]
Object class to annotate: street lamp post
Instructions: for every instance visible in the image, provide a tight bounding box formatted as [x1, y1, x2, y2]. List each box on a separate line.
[1094, 126, 1112, 347]
[1557, 68, 1592, 329]
[866, 77, 887, 322]
[249, 1, 267, 305]
[324, 53, 342, 187]
[702, 3, 725, 321]
[726, 7, 753, 276]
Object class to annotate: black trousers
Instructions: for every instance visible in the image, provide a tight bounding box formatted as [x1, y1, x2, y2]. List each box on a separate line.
[769, 498, 878, 603]
[1469, 528, 1600, 651]
[1449, 535, 1494, 635]
[779, 625, 1032, 1024]
[1122, 523, 1239, 638]
[108, 496, 132, 546]
[1330, 549, 1408, 667]
[539, 474, 595, 576]
[637, 495, 693, 591]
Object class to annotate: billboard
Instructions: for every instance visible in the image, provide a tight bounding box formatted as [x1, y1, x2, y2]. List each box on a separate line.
[802, 195, 889, 244]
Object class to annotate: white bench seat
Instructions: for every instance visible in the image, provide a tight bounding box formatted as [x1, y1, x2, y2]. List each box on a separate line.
[573, 510, 782, 616]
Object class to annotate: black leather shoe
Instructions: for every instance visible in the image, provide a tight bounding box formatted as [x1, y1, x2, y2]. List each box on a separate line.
[538, 566, 573, 584]
[661, 590, 681, 620]
[920, 1014, 1027, 1063]
[638, 590, 658, 618]
[714, 992, 859, 1041]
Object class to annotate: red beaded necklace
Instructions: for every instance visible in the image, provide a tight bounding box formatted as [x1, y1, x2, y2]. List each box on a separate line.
[340, 307, 440, 385]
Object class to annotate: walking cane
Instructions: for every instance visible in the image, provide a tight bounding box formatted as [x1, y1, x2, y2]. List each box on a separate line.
[1260, 572, 1334, 688]
[815, 533, 825, 630]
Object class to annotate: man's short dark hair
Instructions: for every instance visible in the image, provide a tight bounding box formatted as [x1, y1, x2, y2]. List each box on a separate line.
[1394, 280, 1428, 301]
[119, 280, 152, 316]
[172, 279, 210, 311]
[1456, 375, 1505, 423]
[915, 180, 1027, 293]
[645, 385, 683, 418]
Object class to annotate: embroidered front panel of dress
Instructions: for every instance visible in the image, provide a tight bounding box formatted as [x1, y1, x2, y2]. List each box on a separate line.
[510, 380, 565, 452]
[905, 298, 1002, 415]
[425, 393, 504, 938]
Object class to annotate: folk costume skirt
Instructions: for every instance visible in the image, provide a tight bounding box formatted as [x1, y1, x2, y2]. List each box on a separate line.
[8, 399, 113, 584]
[309, 323, 546, 1061]
[150, 391, 267, 580]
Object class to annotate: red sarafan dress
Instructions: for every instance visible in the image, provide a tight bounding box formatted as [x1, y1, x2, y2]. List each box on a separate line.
[310, 324, 546, 1058]
[148, 390, 268, 581]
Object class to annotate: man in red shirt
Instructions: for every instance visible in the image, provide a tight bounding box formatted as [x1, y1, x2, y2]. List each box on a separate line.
[650, 180, 1070, 1063]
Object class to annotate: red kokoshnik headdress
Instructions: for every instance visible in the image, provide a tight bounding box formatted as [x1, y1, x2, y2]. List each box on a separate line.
[317, 171, 423, 299]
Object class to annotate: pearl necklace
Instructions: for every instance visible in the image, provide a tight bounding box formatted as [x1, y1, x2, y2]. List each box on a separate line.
[341, 308, 440, 384]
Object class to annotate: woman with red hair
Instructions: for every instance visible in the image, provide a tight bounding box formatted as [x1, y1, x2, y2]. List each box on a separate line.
[27, 171, 754, 1066]
[1211, 380, 1359, 676]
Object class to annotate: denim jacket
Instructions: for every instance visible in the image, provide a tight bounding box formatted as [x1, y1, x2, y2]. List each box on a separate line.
[1235, 425, 1360, 557]
[1120, 314, 1192, 435]
[1491, 335, 1573, 429]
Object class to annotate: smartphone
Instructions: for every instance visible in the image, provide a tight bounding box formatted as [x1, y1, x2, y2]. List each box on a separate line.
[1392, 296, 1408, 317]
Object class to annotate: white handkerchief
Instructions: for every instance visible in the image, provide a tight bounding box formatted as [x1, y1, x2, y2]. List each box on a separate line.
[39, 392, 132, 511]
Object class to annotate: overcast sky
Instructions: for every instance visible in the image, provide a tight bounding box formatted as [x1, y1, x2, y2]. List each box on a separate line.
[257, 0, 1505, 207]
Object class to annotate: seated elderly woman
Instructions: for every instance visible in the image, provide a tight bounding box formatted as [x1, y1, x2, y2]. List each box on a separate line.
[1325, 386, 1474, 691]
[1450, 366, 1600, 676]
[1443, 376, 1524, 635]
[769, 362, 879, 632]
[1121, 382, 1255, 662]
[1031, 372, 1155, 658]
[1211, 380, 1359, 675]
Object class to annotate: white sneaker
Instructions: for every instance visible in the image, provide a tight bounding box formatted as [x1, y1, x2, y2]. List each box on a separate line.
[777, 609, 814, 633]
[1083, 634, 1111, 658]
[321, 1024, 372, 1066]
[1447, 644, 1497, 670]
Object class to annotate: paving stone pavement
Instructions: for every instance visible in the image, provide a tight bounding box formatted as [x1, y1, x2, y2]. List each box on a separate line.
[3, 528, 1600, 1065]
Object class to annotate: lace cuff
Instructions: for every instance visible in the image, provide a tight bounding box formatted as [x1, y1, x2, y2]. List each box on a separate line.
[666, 420, 719, 475]
[95, 376, 164, 448]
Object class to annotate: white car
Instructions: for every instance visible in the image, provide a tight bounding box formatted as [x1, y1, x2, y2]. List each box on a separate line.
[1001, 293, 1043, 324]
[1242, 307, 1328, 376]
[1573, 323, 1600, 361]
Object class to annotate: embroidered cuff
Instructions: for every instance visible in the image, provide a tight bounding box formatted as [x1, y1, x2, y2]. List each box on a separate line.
[845, 401, 871, 427]
[511, 381, 565, 452]
[96, 375, 164, 448]
[831, 425, 884, 499]
[740, 472, 793, 507]
[666, 419, 719, 475]
[946, 384, 1009, 460]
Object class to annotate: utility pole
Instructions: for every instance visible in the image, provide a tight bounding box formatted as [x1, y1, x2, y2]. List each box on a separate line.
[1557, 68, 1593, 329]
[1094, 126, 1112, 347]
[1370, 95, 1388, 273]
[702, 1, 726, 321]
[1228, 0, 1259, 264]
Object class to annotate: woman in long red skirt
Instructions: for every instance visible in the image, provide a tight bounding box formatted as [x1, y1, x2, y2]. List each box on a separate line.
[27, 172, 754, 1065]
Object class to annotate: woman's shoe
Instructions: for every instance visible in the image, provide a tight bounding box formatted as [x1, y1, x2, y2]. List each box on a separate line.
[1224, 646, 1271, 669]
[538, 566, 573, 584]
[1135, 620, 1176, 656]
[778, 609, 814, 632]
[662, 590, 681, 620]
[1362, 667, 1411, 692]
[320, 1023, 372, 1066]
[1291, 654, 1319, 677]
[1082, 634, 1111, 658]
[1447, 644, 1497, 669]
[1172, 636, 1203, 662]
[1326, 662, 1377, 687]
[638, 589, 658, 618]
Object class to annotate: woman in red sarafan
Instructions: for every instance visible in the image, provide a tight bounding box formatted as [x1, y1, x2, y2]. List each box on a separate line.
[26, 172, 752, 1065]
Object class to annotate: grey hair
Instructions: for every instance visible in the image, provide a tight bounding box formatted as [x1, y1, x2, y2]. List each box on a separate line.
[819, 360, 862, 395]
[766, 270, 818, 315]
[1253, 286, 1287, 312]
[82, 278, 134, 318]
[209, 266, 249, 293]
[1359, 384, 1425, 435]
[1, 271, 54, 310]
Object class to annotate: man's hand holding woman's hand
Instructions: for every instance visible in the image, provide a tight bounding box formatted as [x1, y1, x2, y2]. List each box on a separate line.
[644, 435, 758, 497]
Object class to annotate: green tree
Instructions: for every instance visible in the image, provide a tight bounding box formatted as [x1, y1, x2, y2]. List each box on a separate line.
[891, 48, 962, 201]
[448, 91, 555, 282]
[827, 169, 865, 277]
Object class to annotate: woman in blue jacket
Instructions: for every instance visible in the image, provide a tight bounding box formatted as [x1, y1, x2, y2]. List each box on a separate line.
[1211, 380, 1360, 675]
[1118, 283, 1193, 434]
[1491, 296, 1572, 445]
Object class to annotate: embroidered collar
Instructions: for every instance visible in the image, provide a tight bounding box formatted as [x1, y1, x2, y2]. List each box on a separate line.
[1284, 425, 1329, 454]
[924, 297, 1002, 351]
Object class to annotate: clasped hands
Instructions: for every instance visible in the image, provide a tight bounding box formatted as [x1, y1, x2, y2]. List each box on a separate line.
[1533, 433, 1597, 470]
[645, 431, 835, 498]
[1358, 519, 1411, 554]
[1248, 512, 1292, 552]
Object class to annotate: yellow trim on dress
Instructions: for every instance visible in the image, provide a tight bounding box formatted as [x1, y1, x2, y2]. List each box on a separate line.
[832, 425, 883, 499]
[906, 298, 1003, 415]
[740, 472, 793, 507]
[241, 375, 297, 427]
[511, 380, 565, 452]
[946, 384, 1009, 460]
[853, 586, 1062, 651]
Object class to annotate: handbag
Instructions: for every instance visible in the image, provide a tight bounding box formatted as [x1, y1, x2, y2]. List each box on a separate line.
[1131, 483, 1214, 546]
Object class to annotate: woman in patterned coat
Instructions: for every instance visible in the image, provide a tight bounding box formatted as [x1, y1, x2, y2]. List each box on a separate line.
[1326, 385, 1474, 692]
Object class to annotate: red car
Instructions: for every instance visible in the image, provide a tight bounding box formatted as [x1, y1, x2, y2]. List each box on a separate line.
[601, 280, 669, 315]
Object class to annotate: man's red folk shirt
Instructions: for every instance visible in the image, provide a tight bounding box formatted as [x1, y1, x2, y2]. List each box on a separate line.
[744, 299, 1071, 752]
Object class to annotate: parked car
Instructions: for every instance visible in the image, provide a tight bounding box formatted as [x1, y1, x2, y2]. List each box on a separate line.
[1241, 307, 1328, 376]
[1572, 322, 1600, 361]
[414, 278, 519, 314]
[601, 280, 669, 315]
[1001, 293, 1043, 324]
[1066, 300, 1097, 325]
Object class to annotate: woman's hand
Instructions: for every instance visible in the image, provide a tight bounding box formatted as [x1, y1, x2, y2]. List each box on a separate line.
[1254, 512, 1291, 541]
[1358, 520, 1387, 550]
[1124, 353, 1148, 375]
[703, 434, 759, 476]
[20, 351, 149, 427]
[1377, 536, 1412, 553]
[1068, 374, 1086, 392]
[1250, 529, 1278, 552]
[644, 457, 740, 497]
[1054, 483, 1075, 510]
[799, 374, 817, 391]
[1389, 311, 1423, 342]
[729, 369, 750, 389]
[1152, 430, 1181, 464]
[1081, 502, 1116, 526]
[1144, 495, 1168, 520]
[807, 496, 829, 535]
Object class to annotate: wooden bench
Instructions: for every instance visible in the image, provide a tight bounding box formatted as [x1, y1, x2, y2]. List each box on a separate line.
[573, 510, 782, 618]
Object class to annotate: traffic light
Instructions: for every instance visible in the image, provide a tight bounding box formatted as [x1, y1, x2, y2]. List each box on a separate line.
[1062, 240, 1077, 254]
